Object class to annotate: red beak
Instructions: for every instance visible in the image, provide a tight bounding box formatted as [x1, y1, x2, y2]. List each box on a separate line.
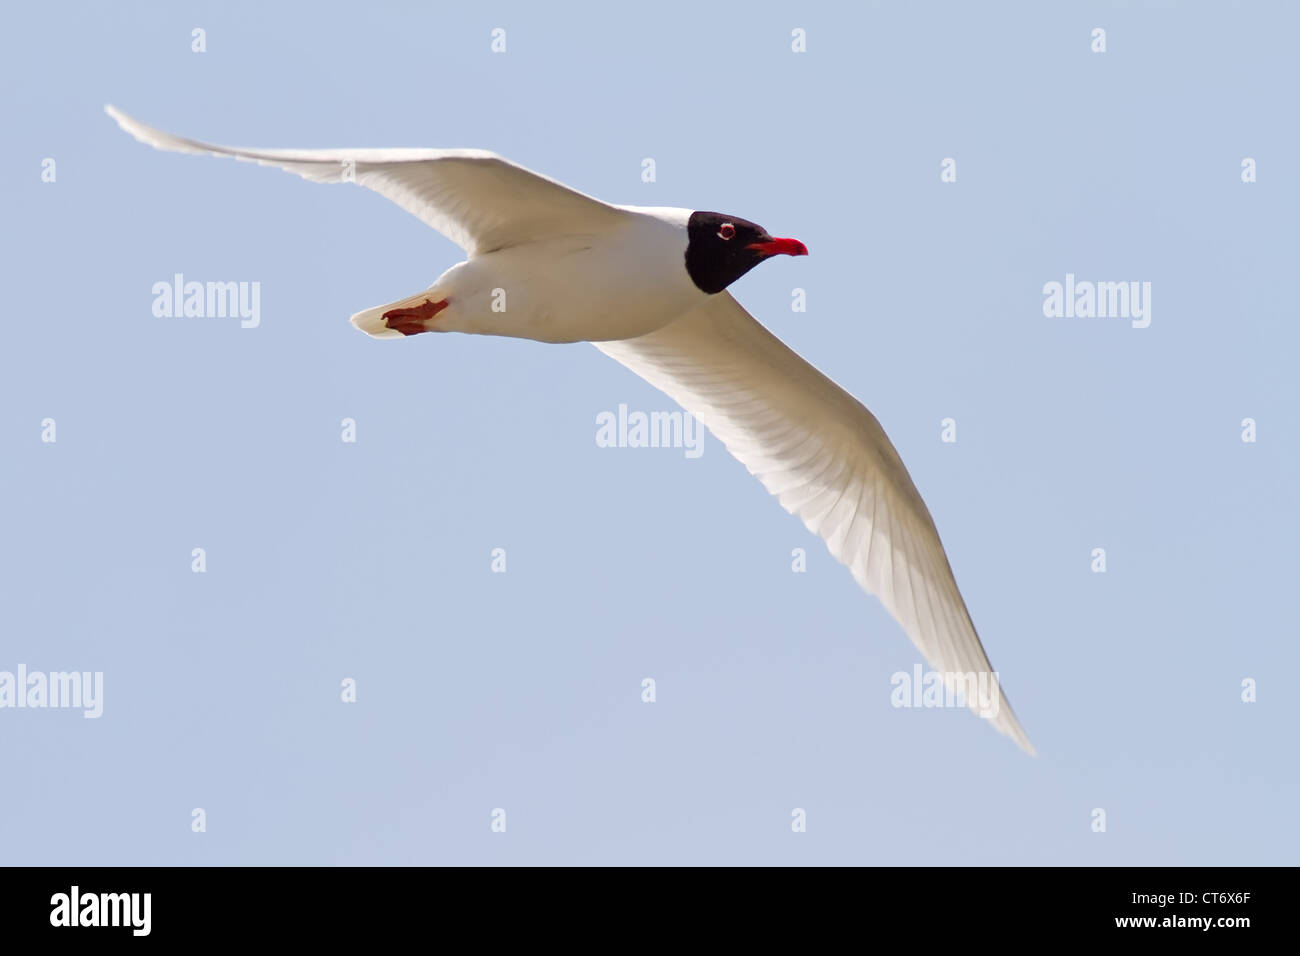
[747, 236, 808, 257]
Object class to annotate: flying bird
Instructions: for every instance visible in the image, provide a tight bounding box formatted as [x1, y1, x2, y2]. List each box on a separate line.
[106, 105, 1033, 754]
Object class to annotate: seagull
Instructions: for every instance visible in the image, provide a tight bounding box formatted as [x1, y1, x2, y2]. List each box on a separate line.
[106, 105, 1034, 754]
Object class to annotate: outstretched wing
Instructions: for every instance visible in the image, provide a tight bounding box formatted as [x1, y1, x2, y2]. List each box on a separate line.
[106, 105, 628, 255]
[595, 292, 1034, 753]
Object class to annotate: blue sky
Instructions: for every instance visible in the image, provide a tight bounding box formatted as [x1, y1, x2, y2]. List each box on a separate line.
[1, 0, 1297, 865]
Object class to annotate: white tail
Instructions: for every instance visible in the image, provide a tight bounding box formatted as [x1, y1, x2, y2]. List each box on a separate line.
[349, 288, 443, 339]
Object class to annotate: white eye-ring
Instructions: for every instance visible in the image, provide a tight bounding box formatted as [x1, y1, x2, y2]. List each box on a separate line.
[718, 222, 736, 240]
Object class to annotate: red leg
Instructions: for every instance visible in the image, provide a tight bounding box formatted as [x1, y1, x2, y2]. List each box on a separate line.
[382, 298, 449, 336]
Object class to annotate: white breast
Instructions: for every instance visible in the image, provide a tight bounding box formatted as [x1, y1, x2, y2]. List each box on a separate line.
[431, 207, 707, 344]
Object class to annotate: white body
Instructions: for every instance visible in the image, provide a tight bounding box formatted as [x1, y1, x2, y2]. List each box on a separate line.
[419, 207, 702, 342]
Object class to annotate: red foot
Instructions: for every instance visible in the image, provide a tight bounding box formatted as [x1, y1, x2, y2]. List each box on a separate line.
[382, 298, 449, 336]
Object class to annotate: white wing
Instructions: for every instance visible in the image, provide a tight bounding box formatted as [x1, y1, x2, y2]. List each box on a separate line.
[596, 293, 1034, 754]
[105, 105, 628, 255]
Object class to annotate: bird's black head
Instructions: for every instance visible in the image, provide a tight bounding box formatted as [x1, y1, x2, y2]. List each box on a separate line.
[684, 211, 808, 295]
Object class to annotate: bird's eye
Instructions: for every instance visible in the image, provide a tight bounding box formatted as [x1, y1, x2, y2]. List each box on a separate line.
[718, 223, 736, 240]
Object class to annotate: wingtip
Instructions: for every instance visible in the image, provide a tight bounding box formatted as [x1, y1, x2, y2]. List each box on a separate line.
[1006, 722, 1037, 757]
[104, 104, 137, 137]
